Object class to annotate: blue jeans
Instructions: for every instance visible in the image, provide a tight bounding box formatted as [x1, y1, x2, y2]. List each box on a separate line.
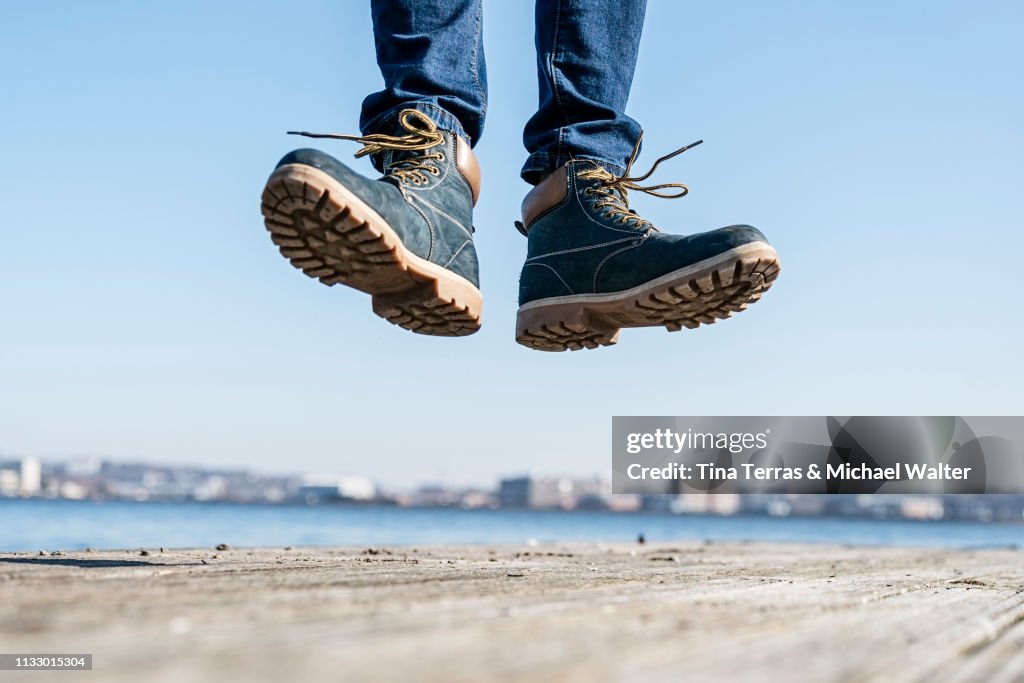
[360, 0, 647, 185]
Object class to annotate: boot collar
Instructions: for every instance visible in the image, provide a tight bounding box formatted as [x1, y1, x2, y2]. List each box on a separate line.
[517, 165, 570, 236]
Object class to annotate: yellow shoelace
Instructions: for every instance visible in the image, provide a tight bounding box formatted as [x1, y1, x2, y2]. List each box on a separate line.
[288, 109, 446, 186]
[578, 135, 703, 230]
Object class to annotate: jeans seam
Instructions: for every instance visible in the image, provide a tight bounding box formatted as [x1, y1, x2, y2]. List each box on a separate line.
[472, 0, 486, 116]
[550, 0, 566, 164]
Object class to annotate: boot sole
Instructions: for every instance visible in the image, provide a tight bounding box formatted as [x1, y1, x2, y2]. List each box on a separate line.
[261, 164, 482, 337]
[515, 242, 780, 351]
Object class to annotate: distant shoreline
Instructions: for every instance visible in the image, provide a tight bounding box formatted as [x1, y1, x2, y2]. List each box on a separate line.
[2, 495, 1022, 527]
[3, 498, 1023, 554]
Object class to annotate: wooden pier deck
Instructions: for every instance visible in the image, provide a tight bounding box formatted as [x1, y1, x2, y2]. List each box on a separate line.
[2, 542, 1022, 682]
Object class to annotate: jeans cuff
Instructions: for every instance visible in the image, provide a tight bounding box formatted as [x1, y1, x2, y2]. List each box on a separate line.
[361, 102, 471, 144]
[521, 152, 627, 185]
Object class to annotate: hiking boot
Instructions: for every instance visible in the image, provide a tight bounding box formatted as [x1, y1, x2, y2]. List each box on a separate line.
[515, 138, 780, 351]
[261, 109, 482, 336]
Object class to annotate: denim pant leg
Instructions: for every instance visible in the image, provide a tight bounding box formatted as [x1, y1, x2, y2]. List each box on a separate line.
[521, 0, 647, 185]
[360, 0, 487, 147]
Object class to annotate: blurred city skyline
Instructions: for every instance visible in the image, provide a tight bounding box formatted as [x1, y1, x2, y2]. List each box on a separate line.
[1, 1, 1022, 488]
[3, 453, 1022, 529]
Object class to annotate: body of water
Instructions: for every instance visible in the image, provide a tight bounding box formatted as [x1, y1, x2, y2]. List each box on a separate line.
[1, 499, 1022, 551]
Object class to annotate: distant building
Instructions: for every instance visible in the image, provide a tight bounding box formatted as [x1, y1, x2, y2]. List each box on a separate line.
[403, 485, 495, 508]
[673, 493, 741, 516]
[298, 475, 376, 504]
[497, 475, 607, 510]
[498, 477, 531, 508]
[900, 496, 944, 521]
[0, 457, 41, 497]
[19, 457, 41, 495]
[0, 468, 19, 496]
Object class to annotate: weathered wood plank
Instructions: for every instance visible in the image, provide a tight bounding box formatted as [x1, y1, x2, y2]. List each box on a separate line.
[0, 543, 1021, 682]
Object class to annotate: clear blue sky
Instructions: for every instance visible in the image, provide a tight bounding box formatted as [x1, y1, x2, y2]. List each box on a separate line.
[1, 1, 1021, 488]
